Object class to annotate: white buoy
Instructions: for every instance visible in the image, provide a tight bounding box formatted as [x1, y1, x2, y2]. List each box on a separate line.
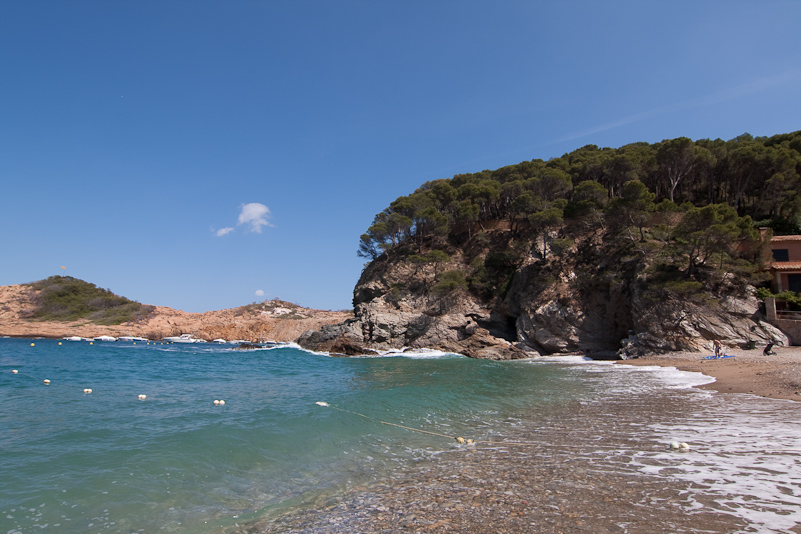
[11, 370, 18, 374]
[213, 400, 220, 405]
[315, 401, 329, 407]
[83, 388, 92, 394]
[680, 442, 691, 451]
[218, 400, 225, 405]
[43, 379, 50, 385]
[138, 394, 147, 400]
[669, 442, 680, 450]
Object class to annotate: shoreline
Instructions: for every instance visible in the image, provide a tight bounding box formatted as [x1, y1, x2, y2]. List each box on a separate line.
[7, 329, 800, 402]
[615, 345, 801, 402]
[249, 356, 801, 534]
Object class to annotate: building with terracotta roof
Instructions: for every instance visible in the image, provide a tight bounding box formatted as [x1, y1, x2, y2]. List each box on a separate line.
[768, 234, 801, 292]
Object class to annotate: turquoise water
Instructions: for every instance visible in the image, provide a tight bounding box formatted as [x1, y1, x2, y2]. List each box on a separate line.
[0, 338, 575, 533]
[3, 338, 801, 533]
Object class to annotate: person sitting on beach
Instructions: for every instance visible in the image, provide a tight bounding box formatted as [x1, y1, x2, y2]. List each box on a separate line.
[763, 342, 775, 356]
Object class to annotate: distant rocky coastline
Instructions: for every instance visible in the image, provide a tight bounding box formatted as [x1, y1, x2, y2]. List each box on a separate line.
[0, 283, 351, 343]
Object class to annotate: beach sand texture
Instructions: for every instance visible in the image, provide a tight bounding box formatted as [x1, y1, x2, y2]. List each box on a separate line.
[619, 345, 801, 402]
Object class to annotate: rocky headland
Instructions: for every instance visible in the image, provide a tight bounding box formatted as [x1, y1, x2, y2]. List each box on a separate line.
[297, 223, 785, 360]
[297, 132, 801, 361]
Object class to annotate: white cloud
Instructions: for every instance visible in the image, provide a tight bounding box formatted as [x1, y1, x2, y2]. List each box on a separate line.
[238, 203, 273, 233]
[216, 227, 235, 237]
[255, 289, 265, 297]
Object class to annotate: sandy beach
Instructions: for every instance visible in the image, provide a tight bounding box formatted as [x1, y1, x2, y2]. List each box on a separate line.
[617, 345, 801, 402]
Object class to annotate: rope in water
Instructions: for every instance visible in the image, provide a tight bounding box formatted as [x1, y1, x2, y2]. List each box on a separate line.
[315, 401, 464, 441]
[314, 402, 633, 448]
[314, 402, 592, 447]
[313, 402, 801, 454]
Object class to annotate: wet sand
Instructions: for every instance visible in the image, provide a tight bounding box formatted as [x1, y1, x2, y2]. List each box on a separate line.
[618, 345, 801, 402]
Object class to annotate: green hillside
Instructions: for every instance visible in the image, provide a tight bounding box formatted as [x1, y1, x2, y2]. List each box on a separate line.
[24, 276, 154, 325]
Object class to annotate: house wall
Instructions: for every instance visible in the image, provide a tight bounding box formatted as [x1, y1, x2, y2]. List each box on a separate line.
[771, 240, 801, 261]
[765, 297, 801, 345]
[773, 271, 801, 293]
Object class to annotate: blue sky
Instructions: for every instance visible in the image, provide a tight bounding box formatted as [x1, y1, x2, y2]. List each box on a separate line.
[2, 2, 800, 312]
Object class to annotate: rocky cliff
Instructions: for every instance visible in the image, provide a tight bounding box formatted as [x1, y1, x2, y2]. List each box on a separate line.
[298, 225, 786, 359]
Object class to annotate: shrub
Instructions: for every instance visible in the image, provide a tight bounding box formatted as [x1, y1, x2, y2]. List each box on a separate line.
[550, 238, 574, 256]
[27, 276, 154, 325]
[432, 270, 468, 295]
[756, 289, 801, 310]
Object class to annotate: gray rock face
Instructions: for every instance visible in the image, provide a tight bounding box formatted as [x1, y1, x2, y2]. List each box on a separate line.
[296, 319, 373, 356]
[619, 292, 787, 357]
[297, 254, 529, 359]
[297, 244, 787, 360]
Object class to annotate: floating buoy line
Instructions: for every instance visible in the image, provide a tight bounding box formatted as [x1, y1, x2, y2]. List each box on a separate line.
[13, 370, 798, 456]
[7, 368, 224, 406]
[10, 341, 224, 405]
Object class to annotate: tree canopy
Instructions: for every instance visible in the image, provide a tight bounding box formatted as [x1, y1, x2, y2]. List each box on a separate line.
[357, 130, 800, 301]
[360, 131, 801, 259]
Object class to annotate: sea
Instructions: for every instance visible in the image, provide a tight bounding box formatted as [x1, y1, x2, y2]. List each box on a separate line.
[2, 337, 801, 534]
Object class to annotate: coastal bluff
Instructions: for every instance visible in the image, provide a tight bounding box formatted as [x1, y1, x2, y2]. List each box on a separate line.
[297, 232, 787, 360]
[0, 283, 351, 342]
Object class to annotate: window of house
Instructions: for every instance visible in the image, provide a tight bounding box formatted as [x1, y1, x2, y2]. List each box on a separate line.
[773, 249, 790, 261]
[789, 274, 801, 292]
